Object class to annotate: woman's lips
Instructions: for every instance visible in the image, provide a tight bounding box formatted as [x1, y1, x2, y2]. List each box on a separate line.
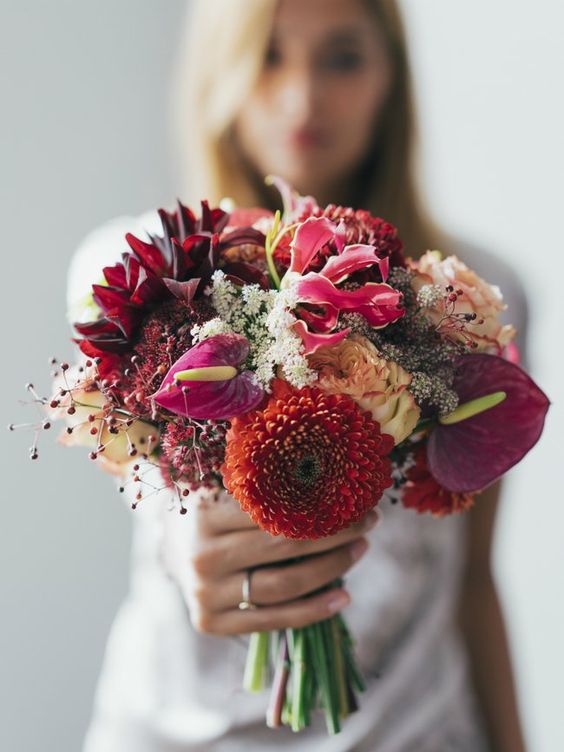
[287, 127, 331, 150]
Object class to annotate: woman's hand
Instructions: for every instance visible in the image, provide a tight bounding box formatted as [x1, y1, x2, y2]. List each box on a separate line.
[161, 491, 378, 636]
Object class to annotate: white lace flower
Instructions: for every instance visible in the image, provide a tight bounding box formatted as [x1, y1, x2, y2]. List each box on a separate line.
[206, 272, 317, 391]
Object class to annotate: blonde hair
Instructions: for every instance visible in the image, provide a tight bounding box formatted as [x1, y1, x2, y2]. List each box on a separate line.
[171, 0, 443, 255]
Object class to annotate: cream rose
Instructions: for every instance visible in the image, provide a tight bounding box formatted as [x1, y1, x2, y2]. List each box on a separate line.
[409, 251, 515, 352]
[308, 334, 420, 444]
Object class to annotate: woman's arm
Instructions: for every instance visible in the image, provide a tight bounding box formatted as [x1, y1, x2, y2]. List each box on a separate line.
[457, 480, 527, 752]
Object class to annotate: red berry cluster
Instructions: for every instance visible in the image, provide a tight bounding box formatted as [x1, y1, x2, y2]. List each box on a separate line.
[160, 417, 228, 492]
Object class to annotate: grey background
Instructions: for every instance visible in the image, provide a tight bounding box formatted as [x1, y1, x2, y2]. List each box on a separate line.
[1, 3, 186, 750]
[1, 2, 562, 751]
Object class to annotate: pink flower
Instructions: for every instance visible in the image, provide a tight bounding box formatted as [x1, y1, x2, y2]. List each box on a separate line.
[283, 217, 404, 353]
[152, 334, 264, 420]
[409, 251, 516, 353]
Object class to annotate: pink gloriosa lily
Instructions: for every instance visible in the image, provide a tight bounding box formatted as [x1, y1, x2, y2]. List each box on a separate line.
[291, 320, 351, 354]
[320, 243, 390, 284]
[296, 274, 403, 328]
[288, 217, 336, 274]
[282, 216, 404, 353]
[152, 334, 264, 421]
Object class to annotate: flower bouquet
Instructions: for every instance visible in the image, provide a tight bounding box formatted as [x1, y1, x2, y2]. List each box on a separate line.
[14, 177, 549, 734]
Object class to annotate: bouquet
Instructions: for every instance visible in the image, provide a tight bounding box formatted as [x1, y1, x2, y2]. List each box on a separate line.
[14, 177, 549, 734]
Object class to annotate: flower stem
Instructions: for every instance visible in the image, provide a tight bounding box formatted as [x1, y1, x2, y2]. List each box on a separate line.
[266, 632, 289, 728]
[243, 631, 270, 692]
[330, 615, 349, 717]
[265, 211, 282, 289]
[291, 628, 307, 732]
[308, 621, 341, 734]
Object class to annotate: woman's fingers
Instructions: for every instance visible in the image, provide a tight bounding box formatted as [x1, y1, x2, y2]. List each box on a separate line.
[195, 490, 258, 534]
[194, 586, 352, 636]
[199, 508, 379, 576]
[204, 537, 369, 612]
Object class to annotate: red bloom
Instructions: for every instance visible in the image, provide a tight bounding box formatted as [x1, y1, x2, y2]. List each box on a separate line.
[403, 445, 475, 517]
[427, 354, 550, 493]
[222, 380, 394, 539]
[74, 201, 265, 374]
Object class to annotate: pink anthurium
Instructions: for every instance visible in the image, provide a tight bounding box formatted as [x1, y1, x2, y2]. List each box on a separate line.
[152, 334, 264, 421]
[427, 353, 550, 493]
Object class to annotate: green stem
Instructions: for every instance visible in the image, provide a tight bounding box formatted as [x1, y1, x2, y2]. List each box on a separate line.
[337, 614, 366, 693]
[266, 632, 290, 728]
[265, 211, 282, 289]
[320, 620, 341, 733]
[243, 631, 270, 692]
[291, 628, 307, 732]
[309, 622, 341, 734]
[330, 616, 349, 717]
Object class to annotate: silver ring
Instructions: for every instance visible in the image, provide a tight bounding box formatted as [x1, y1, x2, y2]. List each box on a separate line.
[238, 569, 257, 610]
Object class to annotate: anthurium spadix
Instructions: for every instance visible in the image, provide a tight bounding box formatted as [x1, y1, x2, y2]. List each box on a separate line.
[427, 353, 550, 493]
[152, 334, 264, 421]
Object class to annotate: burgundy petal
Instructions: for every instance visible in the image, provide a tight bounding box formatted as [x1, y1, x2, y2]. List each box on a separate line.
[222, 262, 270, 290]
[74, 318, 122, 337]
[427, 354, 549, 492]
[163, 277, 200, 303]
[103, 263, 128, 288]
[126, 232, 168, 276]
[219, 227, 267, 249]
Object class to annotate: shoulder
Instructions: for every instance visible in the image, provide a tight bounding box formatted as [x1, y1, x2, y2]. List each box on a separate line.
[66, 209, 162, 310]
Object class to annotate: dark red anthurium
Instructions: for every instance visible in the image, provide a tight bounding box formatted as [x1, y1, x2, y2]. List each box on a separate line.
[427, 353, 550, 493]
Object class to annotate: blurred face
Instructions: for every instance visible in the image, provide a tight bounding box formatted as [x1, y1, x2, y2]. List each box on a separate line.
[233, 0, 393, 203]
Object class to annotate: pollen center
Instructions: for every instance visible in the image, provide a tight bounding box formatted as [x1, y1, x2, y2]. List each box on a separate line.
[292, 453, 321, 487]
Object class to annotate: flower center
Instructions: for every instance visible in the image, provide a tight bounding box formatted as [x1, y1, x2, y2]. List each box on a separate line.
[292, 453, 321, 487]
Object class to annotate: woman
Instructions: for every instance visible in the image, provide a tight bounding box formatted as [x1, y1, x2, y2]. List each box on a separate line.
[74, 1, 528, 749]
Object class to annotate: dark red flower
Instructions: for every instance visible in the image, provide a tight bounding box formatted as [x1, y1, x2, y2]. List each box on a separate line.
[222, 380, 394, 539]
[427, 354, 550, 493]
[403, 445, 475, 516]
[73, 201, 266, 374]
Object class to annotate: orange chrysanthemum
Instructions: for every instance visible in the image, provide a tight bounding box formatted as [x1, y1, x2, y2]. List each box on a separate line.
[222, 379, 394, 539]
[403, 445, 475, 517]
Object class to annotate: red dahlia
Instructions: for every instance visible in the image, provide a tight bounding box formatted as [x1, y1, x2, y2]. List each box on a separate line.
[402, 445, 475, 517]
[222, 380, 394, 539]
[74, 200, 265, 376]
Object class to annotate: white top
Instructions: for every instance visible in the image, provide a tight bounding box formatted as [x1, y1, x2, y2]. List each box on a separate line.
[69, 213, 528, 752]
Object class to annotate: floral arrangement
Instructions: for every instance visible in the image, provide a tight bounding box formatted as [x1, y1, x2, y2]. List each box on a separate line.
[14, 177, 549, 734]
